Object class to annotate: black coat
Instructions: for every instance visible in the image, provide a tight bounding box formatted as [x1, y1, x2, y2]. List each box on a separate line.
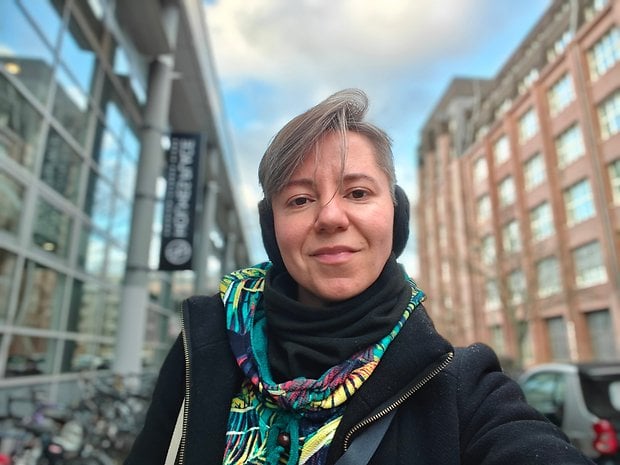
[125, 295, 594, 465]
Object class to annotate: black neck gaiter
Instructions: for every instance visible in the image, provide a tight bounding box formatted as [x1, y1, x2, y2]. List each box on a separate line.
[264, 256, 411, 382]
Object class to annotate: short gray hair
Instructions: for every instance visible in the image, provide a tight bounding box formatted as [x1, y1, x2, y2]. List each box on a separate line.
[258, 89, 396, 201]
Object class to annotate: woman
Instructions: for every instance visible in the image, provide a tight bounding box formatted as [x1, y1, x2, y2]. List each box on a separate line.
[125, 89, 593, 464]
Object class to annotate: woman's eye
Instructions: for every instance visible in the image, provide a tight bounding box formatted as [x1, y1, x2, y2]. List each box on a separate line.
[292, 197, 309, 206]
[349, 189, 367, 199]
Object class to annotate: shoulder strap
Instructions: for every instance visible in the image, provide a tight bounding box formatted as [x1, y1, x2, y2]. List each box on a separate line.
[165, 398, 185, 465]
[334, 409, 397, 465]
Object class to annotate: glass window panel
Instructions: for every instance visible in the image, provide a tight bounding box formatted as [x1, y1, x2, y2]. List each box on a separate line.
[547, 73, 575, 117]
[78, 225, 106, 276]
[490, 325, 505, 355]
[59, 13, 96, 99]
[7, 335, 57, 377]
[518, 107, 539, 143]
[481, 234, 496, 265]
[14, 260, 65, 330]
[609, 159, 620, 205]
[598, 90, 620, 140]
[493, 135, 510, 166]
[564, 179, 595, 226]
[0, 74, 44, 169]
[485, 279, 500, 310]
[530, 202, 555, 241]
[586, 310, 616, 360]
[524, 152, 546, 191]
[105, 99, 124, 139]
[502, 220, 521, 254]
[92, 123, 121, 179]
[52, 65, 90, 144]
[556, 124, 585, 169]
[0, 1, 55, 103]
[41, 129, 82, 202]
[477, 194, 491, 224]
[473, 156, 487, 183]
[0, 168, 25, 234]
[110, 197, 131, 247]
[123, 126, 140, 161]
[106, 245, 126, 284]
[588, 26, 620, 81]
[32, 198, 73, 257]
[67, 279, 102, 334]
[64, 340, 111, 372]
[499, 176, 516, 207]
[19, 0, 63, 48]
[112, 45, 146, 105]
[0, 248, 17, 324]
[103, 290, 119, 338]
[546, 317, 570, 361]
[116, 153, 136, 199]
[573, 241, 607, 288]
[536, 256, 562, 298]
[85, 170, 113, 231]
[508, 269, 526, 305]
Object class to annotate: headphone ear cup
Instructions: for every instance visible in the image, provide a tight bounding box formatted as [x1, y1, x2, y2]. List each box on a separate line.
[392, 185, 410, 258]
[258, 199, 286, 271]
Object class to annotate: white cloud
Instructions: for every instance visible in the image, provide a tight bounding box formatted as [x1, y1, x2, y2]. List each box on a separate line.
[203, 0, 551, 266]
[205, 0, 491, 85]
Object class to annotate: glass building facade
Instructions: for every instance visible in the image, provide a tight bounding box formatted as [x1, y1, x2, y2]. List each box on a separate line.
[0, 0, 249, 388]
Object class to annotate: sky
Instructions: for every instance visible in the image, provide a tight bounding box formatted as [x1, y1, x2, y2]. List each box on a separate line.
[202, 0, 552, 272]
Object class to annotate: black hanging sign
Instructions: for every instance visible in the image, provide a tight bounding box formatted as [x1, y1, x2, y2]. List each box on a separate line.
[159, 133, 201, 271]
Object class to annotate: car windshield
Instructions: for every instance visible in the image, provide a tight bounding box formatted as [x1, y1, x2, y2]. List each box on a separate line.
[579, 370, 620, 420]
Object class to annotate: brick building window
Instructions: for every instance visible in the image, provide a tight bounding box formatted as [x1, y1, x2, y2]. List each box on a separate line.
[546, 316, 570, 361]
[477, 194, 491, 224]
[609, 159, 620, 204]
[588, 26, 620, 81]
[573, 240, 607, 288]
[481, 234, 496, 265]
[518, 107, 539, 143]
[530, 202, 554, 241]
[598, 90, 620, 140]
[485, 279, 500, 311]
[524, 152, 546, 191]
[508, 268, 526, 305]
[498, 176, 516, 207]
[586, 310, 616, 360]
[502, 220, 521, 254]
[490, 325, 505, 355]
[547, 73, 575, 116]
[555, 124, 585, 169]
[564, 179, 595, 226]
[536, 256, 562, 298]
[473, 156, 488, 183]
[493, 135, 510, 166]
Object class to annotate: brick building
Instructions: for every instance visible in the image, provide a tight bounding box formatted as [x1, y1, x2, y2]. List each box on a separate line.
[416, 0, 620, 368]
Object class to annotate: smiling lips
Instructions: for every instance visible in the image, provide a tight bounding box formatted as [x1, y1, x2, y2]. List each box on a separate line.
[310, 246, 358, 264]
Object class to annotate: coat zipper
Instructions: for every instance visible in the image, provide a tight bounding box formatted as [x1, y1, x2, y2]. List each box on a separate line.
[178, 302, 191, 465]
[342, 351, 454, 451]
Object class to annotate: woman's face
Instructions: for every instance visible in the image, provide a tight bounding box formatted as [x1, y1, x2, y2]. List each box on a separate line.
[272, 131, 394, 305]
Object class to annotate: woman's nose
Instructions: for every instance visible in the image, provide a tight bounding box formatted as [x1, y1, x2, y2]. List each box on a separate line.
[314, 197, 350, 232]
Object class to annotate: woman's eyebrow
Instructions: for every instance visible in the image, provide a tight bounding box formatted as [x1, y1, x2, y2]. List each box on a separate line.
[342, 173, 380, 187]
[283, 178, 315, 190]
[283, 173, 379, 191]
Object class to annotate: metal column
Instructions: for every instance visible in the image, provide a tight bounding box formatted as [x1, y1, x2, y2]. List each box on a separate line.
[114, 6, 179, 376]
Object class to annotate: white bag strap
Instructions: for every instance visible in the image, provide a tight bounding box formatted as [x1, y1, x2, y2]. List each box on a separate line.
[165, 398, 185, 465]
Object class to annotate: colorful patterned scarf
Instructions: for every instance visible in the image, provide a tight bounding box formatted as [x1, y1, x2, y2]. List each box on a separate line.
[219, 262, 425, 465]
